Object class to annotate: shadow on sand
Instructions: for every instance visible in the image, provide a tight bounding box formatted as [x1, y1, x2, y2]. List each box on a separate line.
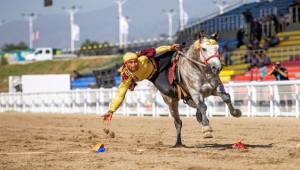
[169, 143, 273, 150]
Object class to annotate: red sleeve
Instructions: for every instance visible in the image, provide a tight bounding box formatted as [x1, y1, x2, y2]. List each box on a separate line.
[140, 48, 156, 58]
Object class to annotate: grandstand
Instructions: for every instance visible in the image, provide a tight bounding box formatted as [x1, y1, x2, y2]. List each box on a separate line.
[76, 0, 300, 85]
[175, 0, 300, 83]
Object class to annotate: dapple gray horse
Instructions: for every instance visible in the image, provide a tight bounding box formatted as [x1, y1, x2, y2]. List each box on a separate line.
[161, 33, 242, 147]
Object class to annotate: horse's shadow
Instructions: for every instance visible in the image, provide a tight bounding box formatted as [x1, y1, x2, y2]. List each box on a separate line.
[174, 143, 273, 150]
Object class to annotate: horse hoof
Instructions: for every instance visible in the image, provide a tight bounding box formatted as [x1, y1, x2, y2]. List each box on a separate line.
[203, 132, 213, 138]
[202, 126, 213, 133]
[172, 143, 185, 148]
[231, 109, 242, 118]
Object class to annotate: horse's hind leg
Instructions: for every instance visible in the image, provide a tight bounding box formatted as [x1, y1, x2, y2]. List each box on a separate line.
[215, 91, 241, 117]
[161, 94, 183, 147]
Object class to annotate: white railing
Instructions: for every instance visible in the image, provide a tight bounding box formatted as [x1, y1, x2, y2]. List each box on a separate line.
[0, 80, 299, 118]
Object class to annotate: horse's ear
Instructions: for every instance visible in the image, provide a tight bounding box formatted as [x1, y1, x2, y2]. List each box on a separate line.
[210, 32, 219, 40]
[198, 31, 204, 40]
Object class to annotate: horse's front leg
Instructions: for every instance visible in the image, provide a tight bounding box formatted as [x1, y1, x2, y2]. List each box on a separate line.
[192, 94, 213, 138]
[214, 85, 241, 117]
[161, 94, 184, 147]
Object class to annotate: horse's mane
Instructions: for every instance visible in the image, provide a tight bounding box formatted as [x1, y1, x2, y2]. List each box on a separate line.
[185, 40, 198, 60]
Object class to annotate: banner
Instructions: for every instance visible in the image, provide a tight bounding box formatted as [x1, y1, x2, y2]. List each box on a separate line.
[71, 24, 80, 41]
[183, 10, 189, 26]
[120, 16, 129, 35]
[32, 31, 39, 41]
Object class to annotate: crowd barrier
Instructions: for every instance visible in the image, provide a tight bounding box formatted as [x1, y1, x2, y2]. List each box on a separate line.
[0, 80, 299, 118]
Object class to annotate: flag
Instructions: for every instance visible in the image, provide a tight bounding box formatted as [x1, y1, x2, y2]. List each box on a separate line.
[32, 31, 39, 41]
[71, 24, 80, 41]
[120, 16, 129, 35]
[183, 10, 189, 26]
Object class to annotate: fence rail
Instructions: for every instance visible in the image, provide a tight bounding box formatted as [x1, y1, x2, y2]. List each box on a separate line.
[0, 80, 299, 118]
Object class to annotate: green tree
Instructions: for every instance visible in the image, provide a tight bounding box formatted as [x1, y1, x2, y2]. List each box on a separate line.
[1, 42, 28, 52]
[80, 39, 100, 49]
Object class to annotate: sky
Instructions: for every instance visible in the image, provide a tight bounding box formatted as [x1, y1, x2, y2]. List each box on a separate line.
[0, 0, 246, 49]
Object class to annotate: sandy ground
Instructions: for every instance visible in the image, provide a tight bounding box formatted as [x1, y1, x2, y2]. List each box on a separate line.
[0, 112, 300, 170]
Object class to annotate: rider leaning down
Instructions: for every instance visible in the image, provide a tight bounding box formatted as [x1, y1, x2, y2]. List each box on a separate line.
[103, 43, 180, 121]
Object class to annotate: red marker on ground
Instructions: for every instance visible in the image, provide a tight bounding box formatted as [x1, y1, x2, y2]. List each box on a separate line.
[232, 140, 247, 149]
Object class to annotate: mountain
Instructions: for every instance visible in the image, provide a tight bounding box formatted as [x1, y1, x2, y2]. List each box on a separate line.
[0, 0, 216, 49]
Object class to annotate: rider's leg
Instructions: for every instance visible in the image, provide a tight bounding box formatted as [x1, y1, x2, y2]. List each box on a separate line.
[149, 51, 177, 98]
[152, 71, 177, 98]
[154, 51, 175, 72]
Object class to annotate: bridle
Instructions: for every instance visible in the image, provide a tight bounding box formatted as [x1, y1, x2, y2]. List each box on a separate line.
[196, 46, 220, 65]
[177, 43, 220, 68]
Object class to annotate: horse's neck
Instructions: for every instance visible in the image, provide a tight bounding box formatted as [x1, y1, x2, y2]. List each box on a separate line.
[185, 45, 198, 60]
[181, 45, 207, 73]
[180, 45, 218, 81]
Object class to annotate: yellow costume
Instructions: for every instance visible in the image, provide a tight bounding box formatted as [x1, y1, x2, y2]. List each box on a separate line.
[108, 45, 174, 112]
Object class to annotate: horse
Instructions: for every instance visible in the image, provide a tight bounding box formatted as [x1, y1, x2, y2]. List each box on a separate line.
[160, 32, 242, 147]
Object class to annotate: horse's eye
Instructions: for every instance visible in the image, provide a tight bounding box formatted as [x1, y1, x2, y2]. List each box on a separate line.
[202, 48, 207, 52]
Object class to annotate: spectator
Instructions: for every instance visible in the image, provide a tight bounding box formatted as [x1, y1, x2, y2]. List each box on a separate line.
[267, 61, 291, 111]
[247, 51, 258, 70]
[222, 44, 232, 65]
[71, 70, 83, 80]
[269, 36, 280, 47]
[254, 20, 263, 42]
[251, 38, 260, 50]
[271, 14, 280, 34]
[257, 50, 271, 68]
[242, 9, 254, 43]
[278, 13, 286, 32]
[236, 28, 245, 48]
[267, 62, 289, 80]
[263, 36, 271, 49]
[241, 54, 249, 64]
[257, 50, 271, 80]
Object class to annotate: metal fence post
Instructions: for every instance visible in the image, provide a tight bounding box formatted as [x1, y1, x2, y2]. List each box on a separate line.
[152, 92, 157, 117]
[295, 84, 299, 118]
[247, 85, 251, 117]
[274, 85, 280, 117]
[251, 84, 257, 117]
[83, 90, 87, 114]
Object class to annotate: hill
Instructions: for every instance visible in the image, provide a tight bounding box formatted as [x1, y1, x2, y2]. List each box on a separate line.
[0, 55, 122, 92]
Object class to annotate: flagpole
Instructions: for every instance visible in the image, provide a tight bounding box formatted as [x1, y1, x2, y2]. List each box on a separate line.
[163, 9, 175, 41]
[115, 0, 127, 49]
[178, 0, 184, 31]
[63, 6, 80, 53]
[22, 13, 37, 49]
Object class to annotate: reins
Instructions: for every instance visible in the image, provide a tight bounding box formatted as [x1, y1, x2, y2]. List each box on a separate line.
[177, 51, 207, 68]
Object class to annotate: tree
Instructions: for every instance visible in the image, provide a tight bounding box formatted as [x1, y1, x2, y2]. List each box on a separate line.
[1, 42, 28, 52]
[80, 39, 100, 49]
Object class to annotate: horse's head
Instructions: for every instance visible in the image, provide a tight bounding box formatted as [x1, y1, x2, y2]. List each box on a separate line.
[192, 32, 222, 74]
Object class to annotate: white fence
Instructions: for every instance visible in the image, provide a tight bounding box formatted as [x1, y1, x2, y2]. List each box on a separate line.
[0, 80, 300, 118]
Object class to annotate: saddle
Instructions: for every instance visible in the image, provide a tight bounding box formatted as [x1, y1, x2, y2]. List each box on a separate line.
[168, 52, 190, 100]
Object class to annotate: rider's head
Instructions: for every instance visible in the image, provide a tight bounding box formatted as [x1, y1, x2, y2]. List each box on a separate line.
[123, 52, 139, 72]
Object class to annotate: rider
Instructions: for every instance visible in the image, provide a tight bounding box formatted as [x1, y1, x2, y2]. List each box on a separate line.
[103, 44, 181, 121]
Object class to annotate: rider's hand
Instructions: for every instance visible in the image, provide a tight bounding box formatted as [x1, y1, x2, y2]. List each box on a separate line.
[136, 51, 142, 57]
[272, 65, 278, 71]
[171, 44, 180, 51]
[103, 111, 113, 122]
